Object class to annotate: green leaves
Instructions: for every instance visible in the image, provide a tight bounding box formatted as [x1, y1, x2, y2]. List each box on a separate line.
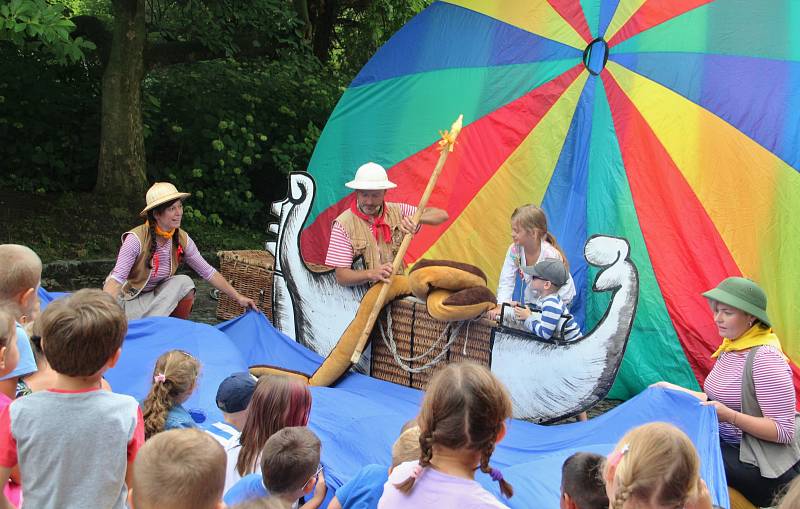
[0, 0, 95, 63]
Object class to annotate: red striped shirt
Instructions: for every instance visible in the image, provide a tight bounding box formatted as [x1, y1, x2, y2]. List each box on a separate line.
[324, 203, 416, 268]
[110, 233, 216, 291]
[704, 346, 795, 444]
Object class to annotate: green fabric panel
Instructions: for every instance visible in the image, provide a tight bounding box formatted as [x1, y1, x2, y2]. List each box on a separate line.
[579, 0, 601, 38]
[306, 59, 579, 222]
[585, 78, 700, 400]
[612, 0, 800, 61]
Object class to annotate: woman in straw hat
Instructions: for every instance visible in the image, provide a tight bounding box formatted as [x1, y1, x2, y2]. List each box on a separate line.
[103, 182, 256, 320]
[653, 277, 799, 507]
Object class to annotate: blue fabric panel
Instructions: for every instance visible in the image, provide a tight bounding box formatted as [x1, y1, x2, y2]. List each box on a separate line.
[542, 75, 596, 329]
[611, 52, 800, 172]
[598, 0, 621, 38]
[352, 2, 581, 87]
[38, 290, 728, 508]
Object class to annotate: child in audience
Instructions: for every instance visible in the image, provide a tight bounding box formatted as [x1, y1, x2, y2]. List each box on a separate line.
[777, 475, 800, 508]
[225, 375, 312, 491]
[328, 423, 421, 509]
[131, 428, 226, 509]
[603, 422, 712, 509]
[560, 452, 608, 509]
[0, 309, 20, 507]
[224, 426, 327, 509]
[0, 289, 144, 509]
[209, 371, 258, 442]
[489, 205, 576, 319]
[379, 362, 513, 508]
[0, 245, 41, 399]
[513, 259, 582, 342]
[142, 349, 201, 438]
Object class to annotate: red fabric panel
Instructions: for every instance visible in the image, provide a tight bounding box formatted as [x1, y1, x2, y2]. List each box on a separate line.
[607, 0, 714, 48]
[547, 0, 594, 44]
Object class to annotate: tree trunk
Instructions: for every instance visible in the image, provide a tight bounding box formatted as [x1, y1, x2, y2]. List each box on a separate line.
[95, 0, 147, 208]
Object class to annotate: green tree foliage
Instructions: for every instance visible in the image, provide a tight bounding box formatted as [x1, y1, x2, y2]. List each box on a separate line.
[0, 0, 95, 62]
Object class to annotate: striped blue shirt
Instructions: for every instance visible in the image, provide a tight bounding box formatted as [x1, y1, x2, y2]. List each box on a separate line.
[524, 294, 582, 341]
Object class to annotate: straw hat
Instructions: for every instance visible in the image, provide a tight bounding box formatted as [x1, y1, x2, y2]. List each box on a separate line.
[345, 162, 397, 190]
[140, 182, 191, 216]
[702, 277, 770, 327]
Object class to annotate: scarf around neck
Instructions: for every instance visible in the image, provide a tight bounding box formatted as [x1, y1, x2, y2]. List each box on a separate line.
[350, 199, 391, 243]
[711, 324, 784, 359]
[146, 220, 175, 239]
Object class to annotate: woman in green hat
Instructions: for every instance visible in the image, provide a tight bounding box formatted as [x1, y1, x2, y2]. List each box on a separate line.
[654, 277, 799, 507]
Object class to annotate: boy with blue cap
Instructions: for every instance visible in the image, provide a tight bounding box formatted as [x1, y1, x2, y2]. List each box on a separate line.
[513, 258, 582, 342]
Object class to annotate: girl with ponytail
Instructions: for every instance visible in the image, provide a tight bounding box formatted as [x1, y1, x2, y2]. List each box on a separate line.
[142, 350, 201, 439]
[603, 422, 712, 509]
[489, 204, 576, 319]
[378, 362, 513, 508]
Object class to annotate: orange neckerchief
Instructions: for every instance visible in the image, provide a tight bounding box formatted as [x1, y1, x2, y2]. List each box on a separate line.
[146, 220, 175, 239]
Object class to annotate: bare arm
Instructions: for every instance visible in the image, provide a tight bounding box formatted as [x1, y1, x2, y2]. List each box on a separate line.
[300, 471, 327, 509]
[334, 265, 392, 286]
[419, 207, 448, 225]
[208, 272, 257, 310]
[651, 381, 709, 401]
[327, 496, 343, 509]
[103, 278, 123, 298]
[703, 400, 781, 442]
[0, 466, 13, 509]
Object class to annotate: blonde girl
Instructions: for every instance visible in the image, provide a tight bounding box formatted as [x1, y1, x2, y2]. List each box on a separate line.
[378, 362, 513, 508]
[491, 204, 576, 318]
[603, 422, 711, 509]
[142, 350, 201, 439]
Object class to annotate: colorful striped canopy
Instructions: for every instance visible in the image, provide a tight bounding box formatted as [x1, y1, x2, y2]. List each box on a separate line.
[299, 0, 800, 400]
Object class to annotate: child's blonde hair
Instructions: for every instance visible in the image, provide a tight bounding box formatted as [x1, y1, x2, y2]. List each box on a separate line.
[0, 308, 14, 349]
[777, 475, 800, 508]
[142, 350, 201, 439]
[0, 244, 42, 314]
[391, 426, 421, 468]
[511, 205, 569, 270]
[604, 422, 701, 509]
[395, 362, 514, 498]
[132, 428, 226, 509]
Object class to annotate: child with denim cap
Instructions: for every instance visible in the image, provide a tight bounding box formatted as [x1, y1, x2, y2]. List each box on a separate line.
[513, 258, 583, 342]
[209, 371, 258, 443]
[0, 288, 145, 509]
[224, 426, 327, 509]
[0, 245, 41, 399]
[131, 428, 226, 509]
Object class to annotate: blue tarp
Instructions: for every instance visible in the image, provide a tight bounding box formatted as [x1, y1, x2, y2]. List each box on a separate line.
[39, 289, 729, 508]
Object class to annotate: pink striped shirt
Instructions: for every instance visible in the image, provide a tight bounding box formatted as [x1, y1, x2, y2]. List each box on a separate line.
[110, 232, 216, 292]
[324, 203, 417, 268]
[704, 345, 795, 444]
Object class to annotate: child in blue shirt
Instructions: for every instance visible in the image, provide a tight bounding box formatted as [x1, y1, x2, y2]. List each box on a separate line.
[141, 349, 201, 438]
[514, 259, 582, 342]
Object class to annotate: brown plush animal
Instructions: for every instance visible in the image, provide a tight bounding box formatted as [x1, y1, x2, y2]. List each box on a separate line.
[251, 260, 496, 386]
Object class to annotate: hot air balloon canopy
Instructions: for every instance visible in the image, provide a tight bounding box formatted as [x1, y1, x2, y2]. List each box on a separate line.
[299, 0, 800, 400]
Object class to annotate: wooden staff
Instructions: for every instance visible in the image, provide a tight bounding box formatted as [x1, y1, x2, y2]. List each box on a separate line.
[350, 114, 464, 364]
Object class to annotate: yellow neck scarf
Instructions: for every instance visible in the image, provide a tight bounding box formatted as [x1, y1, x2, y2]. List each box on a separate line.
[146, 221, 175, 239]
[711, 324, 784, 359]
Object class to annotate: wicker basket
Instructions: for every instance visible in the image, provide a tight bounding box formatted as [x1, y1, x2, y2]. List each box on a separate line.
[370, 297, 495, 390]
[216, 250, 274, 321]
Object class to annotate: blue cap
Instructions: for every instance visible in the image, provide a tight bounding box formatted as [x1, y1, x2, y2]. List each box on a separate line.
[216, 372, 258, 413]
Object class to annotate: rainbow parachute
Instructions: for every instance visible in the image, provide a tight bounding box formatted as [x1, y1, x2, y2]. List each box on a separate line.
[300, 0, 800, 399]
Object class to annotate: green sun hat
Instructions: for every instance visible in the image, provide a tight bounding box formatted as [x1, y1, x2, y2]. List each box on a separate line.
[702, 277, 770, 327]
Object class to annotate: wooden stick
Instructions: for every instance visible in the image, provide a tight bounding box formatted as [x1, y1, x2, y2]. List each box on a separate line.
[350, 114, 464, 364]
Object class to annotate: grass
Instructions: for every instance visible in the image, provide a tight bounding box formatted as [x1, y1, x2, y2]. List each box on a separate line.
[0, 190, 266, 263]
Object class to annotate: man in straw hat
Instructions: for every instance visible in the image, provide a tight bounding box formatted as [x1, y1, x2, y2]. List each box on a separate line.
[325, 162, 448, 286]
[103, 182, 256, 319]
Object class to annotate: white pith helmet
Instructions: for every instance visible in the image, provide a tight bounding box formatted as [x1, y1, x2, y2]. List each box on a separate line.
[345, 162, 397, 190]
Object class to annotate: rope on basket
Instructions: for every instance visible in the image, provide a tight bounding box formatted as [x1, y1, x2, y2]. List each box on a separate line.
[377, 306, 478, 373]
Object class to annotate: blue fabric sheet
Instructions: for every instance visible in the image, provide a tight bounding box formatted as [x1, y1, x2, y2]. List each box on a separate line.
[40, 290, 729, 508]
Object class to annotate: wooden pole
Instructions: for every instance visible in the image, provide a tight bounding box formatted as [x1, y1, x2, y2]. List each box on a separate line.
[350, 114, 463, 364]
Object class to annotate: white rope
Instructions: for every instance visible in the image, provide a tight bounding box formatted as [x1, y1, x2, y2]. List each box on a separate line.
[377, 306, 466, 373]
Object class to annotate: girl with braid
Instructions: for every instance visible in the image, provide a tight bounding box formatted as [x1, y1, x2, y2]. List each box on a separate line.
[142, 350, 201, 439]
[104, 182, 255, 320]
[603, 422, 713, 509]
[378, 362, 513, 508]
